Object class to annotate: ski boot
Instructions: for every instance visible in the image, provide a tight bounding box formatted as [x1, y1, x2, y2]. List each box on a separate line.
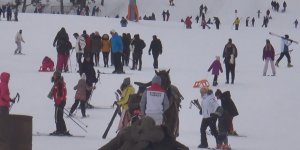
[198, 143, 208, 148]
[288, 63, 293, 68]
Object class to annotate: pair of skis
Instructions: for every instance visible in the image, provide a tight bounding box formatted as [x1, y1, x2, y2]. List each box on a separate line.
[269, 32, 299, 44]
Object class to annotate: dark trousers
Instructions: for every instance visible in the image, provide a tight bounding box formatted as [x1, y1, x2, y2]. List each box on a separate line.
[276, 51, 291, 64]
[225, 63, 235, 83]
[55, 102, 67, 132]
[132, 53, 142, 70]
[122, 50, 130, 66]
[152, 53, 159, 69]
[113, 52, 123, 72]
[76, 53, 83, 65]
[0, 107, 9, 115]
[70, 99, 86, 117]
[200, 117, 218, 145]
[102, 52, 109, 67]
[93, 52, 100, 66]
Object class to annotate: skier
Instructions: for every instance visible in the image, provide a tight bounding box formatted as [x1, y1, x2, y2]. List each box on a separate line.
[73, 33, 86, 69]
[0, 72, 15, 115]
[198, 86, 219, 148]
[208, 56, 223, 86]
[215, 89, 239, 136]
[116, 77, 135, 131]
[110, 29, 124, 74]
[120, 17, 128, 27]
[101, 33, 111, 67]
[148, 35, 163, 69]
[223, 38, 238, 84]
[275, 34, 294, 67]
[140, 75, 169, 125]
[69, 73, 95, 117]
[53, 27, 70, 72]
[262, 39, 276, 76]
[130, 34, 146, 71]
[14, 29, 25, 54]
[294, 19, 298, 28]
[91, 31, 102, 67]
[48, 71, 70, 136]
[233, 17, 240, 30]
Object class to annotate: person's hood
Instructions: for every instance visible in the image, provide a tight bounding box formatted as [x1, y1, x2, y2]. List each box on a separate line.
[0, 72, 10, 84]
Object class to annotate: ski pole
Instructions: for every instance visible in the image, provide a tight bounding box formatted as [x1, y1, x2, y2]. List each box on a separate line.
[9, 93, 20, 111]
[64, 108, 88, 128]
[63, 109, 88, 133]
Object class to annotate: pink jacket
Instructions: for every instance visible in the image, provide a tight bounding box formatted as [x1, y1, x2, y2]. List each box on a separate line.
[0, 72, 11, 108]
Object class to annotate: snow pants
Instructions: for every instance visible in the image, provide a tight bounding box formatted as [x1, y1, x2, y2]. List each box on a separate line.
[200, 117, 218, 146]
[54, 102, 67, 133]
[263, 57, 276, 75]
[56, 53, 69, 72]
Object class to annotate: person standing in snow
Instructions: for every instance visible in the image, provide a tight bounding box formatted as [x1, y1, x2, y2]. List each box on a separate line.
[110, 29, 124, 73]
[223, 38, 238, 84]
[148, 35, 163, 69]
[166, 10, 170, 21]
[48, 71, 70, 136]
[294, 19, 298, 28]
[262, 39, 276, 76]
[140, 75, 169, 125]
[162, 10, 166, 21]
[184, 16, 192, 29]
[198, 86, 219, 148]
[73, 33, 86, 69]
[251, 17, 255, 27]
[233, 17, 240, 30]
[14, 29, 25, 54]
[0, 72, 15, 115]
[275, 34, 294, 68]
[130, 34, 146, 71]
[215, 89, 239, 136]
[101, 33, 111, 67]
[91, 31, 102, 67]
[208, 56, 223, 86]
[53, 27, 70, 72]
[282, 1, 287, 12]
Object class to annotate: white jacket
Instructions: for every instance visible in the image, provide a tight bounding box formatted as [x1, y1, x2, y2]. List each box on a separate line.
[15, 32, 24, 43]
[201, 92, 219, 118]
[75, 35, 86, 53]
[280, 38, 292, 52]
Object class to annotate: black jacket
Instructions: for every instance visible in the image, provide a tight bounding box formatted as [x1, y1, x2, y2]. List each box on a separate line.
[149, 39, 162, 55]
[131, 39, 146, 55]
[220, 91, 239, 117]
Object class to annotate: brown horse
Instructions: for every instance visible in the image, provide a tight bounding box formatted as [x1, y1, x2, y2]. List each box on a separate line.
[155, 69, 184, 138]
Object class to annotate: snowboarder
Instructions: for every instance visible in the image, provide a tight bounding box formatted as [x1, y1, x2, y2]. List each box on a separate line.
[130, 34, 146, 71]
[262, 39, 276, 76]
[223, 38, 238, 84]
[148, 35, 163, 69]
[215, 89, 239, 136]
[101, 34, 111, 67]
[275, 34, 294, 67]
[0, 72, 15, 115]
[48, 71, 70, 136]
[116, 77, 135, 131]
[14, 29, 25, 54]
[198, 86, 219, 148]
[208, 56, 223, 86]
[140, 75, 169, 125]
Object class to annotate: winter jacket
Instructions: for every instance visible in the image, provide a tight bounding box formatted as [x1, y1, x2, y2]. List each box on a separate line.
[201, 90, 219, 118]
[83, 34, 92, 54]
[280, 38, 292, 52]
[223, 43, 238, 64]
[263, 44, 275, 61]
[75, 35, 86, 53]
[111, 33, 123, 53]
[131, 38, 146, 55]
[80, 60, 97, 86]
[74, 77, 92, 101]
[52, 78, 67, 105]
[91, 34, 102, 53]
[208, 60, 223, 75]
[219, 91, 239, 117]
[0, 72, 11, 108]
[15, 32, 24, 43]
[185, 17, 192, 28]
[149, 38, 162, 55]
[117, 85, 135, 110]
[140, 83, 169, 115]
[233, 18, 240, 25]
[53, 28, 69, 53]
[101, 34, 111, 53]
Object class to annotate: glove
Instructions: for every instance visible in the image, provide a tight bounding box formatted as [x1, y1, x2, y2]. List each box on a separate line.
[10, 99, 15, 103]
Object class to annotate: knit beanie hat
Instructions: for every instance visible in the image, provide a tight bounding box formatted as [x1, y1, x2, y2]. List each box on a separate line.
[152, 75, 161, 85]
[215, 89, 222, 97]
[123, 77, 130, 86]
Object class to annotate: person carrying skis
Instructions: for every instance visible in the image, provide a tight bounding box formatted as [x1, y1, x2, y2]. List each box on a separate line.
[48, 71, 70, 136]
[262, 39, 276, 76]
[215, 89, 239, 136]
[275, 34, 293, 67]
[198, 86, 219, 148]
[148, 35, 163, 69]
[223, 38, 238, 84]
[208, 56, 223, 86]
[69, 73, 95, 117]
[0, 72, 15, 115]
[116, 77, 135, 131]
[140, 75, 169, 125]
[14, 29, 25, 54]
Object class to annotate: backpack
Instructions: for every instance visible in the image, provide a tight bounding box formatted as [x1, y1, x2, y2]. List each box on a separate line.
[39, 56, 54, 72]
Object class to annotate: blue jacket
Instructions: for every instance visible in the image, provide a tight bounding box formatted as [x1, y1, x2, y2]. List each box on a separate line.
[111, 33, 123, 53]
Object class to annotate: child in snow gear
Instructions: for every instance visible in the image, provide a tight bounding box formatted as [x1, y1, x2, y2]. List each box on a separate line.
[148, 35, 163, 69]
[262, 39, 276, 76]
[39, 56, 55, 72]
[275, 34, 293, 67]
[0, 72, 15, 115]
[208, 56, 223, 86]
[215, 89, 239, 136]
[117, 77, 135, 131]
[120, 17, 128, 27]
[69, 73, 94, 117]
[14, 29, 25, 54]
[49, 71, 70, 136]
[216, 107, 232, 150]
[223, 38, 238, 84]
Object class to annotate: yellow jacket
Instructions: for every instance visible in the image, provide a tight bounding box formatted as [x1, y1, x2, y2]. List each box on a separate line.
[117, 85, 135, 110]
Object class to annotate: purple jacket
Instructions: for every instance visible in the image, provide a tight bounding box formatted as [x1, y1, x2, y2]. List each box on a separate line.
[263, 45, 275, 61]
[208, 60, 223, 75]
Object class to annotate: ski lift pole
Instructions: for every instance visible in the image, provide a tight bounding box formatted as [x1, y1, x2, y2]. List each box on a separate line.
[63, 109, 88, 133]
[64, 108, 88, 128]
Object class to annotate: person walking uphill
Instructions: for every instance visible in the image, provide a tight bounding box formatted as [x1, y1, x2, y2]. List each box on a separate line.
[48, 71, 70, 136]
[275, 34, 294, 68]
[0, 72, 15, 115]
[53, 27, 70, 72]
[110, 29, 124, 74]
[148, 35, 163, 69]
[140, 75, 169, 125]
[262, 39, 276, 76]
[223, 38, 238, 84]
[14, 29, 25, 54]
[208, 56, 223, 86]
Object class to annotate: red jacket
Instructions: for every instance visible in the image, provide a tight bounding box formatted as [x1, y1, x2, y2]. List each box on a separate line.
[0, 72, 11, 108]
[52, 79, 67, 105]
